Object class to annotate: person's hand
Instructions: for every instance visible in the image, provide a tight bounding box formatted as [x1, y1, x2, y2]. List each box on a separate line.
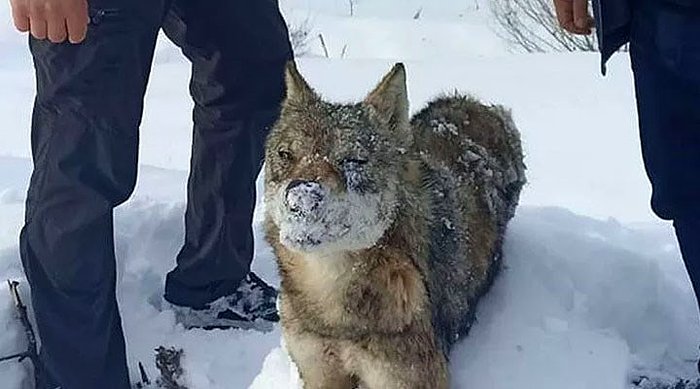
[553, 0, 595, 35]
[9, 0, 89, 44]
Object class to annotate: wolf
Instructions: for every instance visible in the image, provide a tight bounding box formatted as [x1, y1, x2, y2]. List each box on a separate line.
[263, 62, 526, 389]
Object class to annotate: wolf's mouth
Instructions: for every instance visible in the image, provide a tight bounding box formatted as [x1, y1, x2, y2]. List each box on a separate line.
[280, 210, 353, 251]
[289, 234, 322, 249]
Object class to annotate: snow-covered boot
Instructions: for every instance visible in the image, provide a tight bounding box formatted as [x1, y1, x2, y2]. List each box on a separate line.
[167, 273, 279, 331]
[631, 375, 700, 389]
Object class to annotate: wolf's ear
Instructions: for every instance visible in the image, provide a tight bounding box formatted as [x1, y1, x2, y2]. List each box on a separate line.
[284, 61, 316, 106]
[364, 63, 410, 133]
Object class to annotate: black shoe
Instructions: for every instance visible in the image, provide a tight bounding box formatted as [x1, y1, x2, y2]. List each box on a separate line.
[168, 272, 279, 331]
[632, 375, 700, 389]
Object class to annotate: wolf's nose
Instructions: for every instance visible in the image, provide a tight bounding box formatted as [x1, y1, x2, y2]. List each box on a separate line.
[286, 180, 325, 216]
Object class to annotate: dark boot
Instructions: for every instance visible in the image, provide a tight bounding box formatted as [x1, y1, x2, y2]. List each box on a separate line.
[167, 272, 279, 331]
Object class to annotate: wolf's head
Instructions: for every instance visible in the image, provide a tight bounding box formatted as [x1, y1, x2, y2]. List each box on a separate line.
[265, 63, 412, 255]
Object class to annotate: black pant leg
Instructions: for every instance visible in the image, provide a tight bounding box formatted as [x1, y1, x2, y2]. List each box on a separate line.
[20, 2, 166, 387]
[629, 0, 700, 221]
[162, 0, 292, 308]
[675, 219, 700, 316]
[630, 1, 700, 323]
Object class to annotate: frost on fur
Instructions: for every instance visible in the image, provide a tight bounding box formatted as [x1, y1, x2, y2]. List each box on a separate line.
[272, 183, 396, 254]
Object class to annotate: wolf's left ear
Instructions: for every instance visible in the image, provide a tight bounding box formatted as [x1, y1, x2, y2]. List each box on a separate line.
[284, 61, 317, 106]
[364, 63, 410, 135]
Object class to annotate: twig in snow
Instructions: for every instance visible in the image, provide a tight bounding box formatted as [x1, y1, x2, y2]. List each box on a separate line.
[318, 34, 330, 58]
[413, 7, 423, 19]
[0, 280, 48, 389]
[155, 346, 188, 389]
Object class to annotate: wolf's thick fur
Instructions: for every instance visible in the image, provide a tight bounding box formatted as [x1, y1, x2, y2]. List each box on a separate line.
[264, 63, 526, 389]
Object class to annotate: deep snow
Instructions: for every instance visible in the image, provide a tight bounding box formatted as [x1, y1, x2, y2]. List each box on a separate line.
[1, 0, 699, 388]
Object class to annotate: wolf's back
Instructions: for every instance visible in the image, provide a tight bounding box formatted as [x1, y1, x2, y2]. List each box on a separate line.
[410, 95, 526, 356]
[411, 95, 526, 216]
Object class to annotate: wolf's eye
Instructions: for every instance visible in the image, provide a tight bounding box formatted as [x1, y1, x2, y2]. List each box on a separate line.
[342, 158, 368, 166]
[278, 149, 294, 162]
[342, 157, 372, 194]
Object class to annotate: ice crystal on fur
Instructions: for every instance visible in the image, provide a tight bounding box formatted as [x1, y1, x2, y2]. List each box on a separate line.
[286, 181, 327, 219]
[430, 118, 460, 137]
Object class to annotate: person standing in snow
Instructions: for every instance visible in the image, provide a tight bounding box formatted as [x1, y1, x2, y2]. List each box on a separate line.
[8, 0, 291, 387]
[554, 0, 700, 373]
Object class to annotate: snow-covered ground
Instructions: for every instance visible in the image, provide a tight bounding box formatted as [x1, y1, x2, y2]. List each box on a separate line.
[1, 0, 699, 388]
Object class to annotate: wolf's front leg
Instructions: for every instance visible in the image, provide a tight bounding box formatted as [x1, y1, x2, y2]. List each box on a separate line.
[285, 331, 356, 389]
[351, 340, 448, 389]
[357, 360, 448, 389]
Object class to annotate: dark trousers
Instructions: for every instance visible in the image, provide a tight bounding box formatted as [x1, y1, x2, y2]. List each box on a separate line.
[19, 0, 291, 387]
[630, 1, 700, 310]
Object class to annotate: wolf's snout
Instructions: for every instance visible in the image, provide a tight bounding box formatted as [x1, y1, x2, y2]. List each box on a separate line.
[285, 180, 326, 216]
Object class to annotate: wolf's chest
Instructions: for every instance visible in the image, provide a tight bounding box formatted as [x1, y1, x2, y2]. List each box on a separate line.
[292, 255, 359, 315]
